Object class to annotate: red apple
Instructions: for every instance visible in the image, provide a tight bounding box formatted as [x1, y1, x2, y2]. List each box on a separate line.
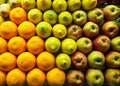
[67, 25, 83, 40]
[106, 51, 120, 68]
[107, 0, 120, 4]
[102, 21, 119, 38]
[97, 0, 107, 6]
[93, 35, 111, 52]
[67, 70, 84, 86]
[71, 51, 87, 70]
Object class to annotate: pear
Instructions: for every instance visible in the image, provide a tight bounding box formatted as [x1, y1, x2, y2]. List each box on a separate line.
[37, 0, 51, 12]
[82, 0, 97, 10]
[8, 0, 21, 8]
[52, 0, 67, 13]
[0, 4, 11, 17]
[56, 53, 71, 70]
[45, 37, 61, 53]
[67, 0, 81, 12]
[36, 21, 52, 38]
[21, 0, 35, 10]
[28, 8, 42, 24]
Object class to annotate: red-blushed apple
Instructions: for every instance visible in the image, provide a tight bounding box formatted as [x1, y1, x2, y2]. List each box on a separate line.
[83, 22, 99, 38]
[87, 8, 104, 24]
[97, 0, 106, 6]
[67, 70, 84, 86]
[67, 25, 83, 40]
[103, 5, 120, 21]
[107, 0, 120, 4]
[71, 51, 87, 70]
[86, 69, 104, 86]
[81, 0, 97, 10]
[93, 35, 111, 52]
[111, 36, 120, 52]
[106, 51, 120, 68]
[102, 21, 119, 38]
[72, 10, 87, 26]
[105, 69, 120, 86]
[77, 37, 93, 54]
[88, 51, 105, 68]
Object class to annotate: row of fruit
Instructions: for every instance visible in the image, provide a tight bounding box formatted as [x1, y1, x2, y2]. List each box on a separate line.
[0, 0, 120, 86]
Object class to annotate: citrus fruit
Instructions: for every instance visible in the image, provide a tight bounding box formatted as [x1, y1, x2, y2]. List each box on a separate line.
[18, 21, 36, 40]
[47, 68, 66, 86]
[8, 36, 26, 55]
[0, 71, 6, 86]
[6, 68, 26, 86]
[0, 52, 16, 72]
[37, 51, 55, 71]
[0, 37, 7, 54]
[27, 68, 46, 86]
[28, 8, 42, 24]
[10, 7, 27, 25]
[17, 52, 36, 72]
[0, 21, 17, 40]
[27, 36, 44, 55]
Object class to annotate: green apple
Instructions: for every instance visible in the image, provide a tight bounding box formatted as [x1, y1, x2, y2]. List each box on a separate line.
[67, 0, 81, 12]
[52, 0, 67, 13]
[21, 0, 35, 10]
[77, 37, 93, 54]
[28, 8, 42, 24]
[37, 0, 51, 12]
[111, 36, 120, 52]
[72, 10, 87, 26]
[45, 37, 61, 53]
[36, 21, 52, 38]
[56, 53, 71, 70]
[86, 69, 104, 86]
[53, 24, 67, 39]
[83, 22, 99, 38]
[0, 4, 11, 17]
[88, 8, 104, 24]
[58, 11, 72, 26]
[88, 51, 105, 68]
[82, 0, 97, 10]
[43, 10, 57, 25]
[62, 38, 77, 55]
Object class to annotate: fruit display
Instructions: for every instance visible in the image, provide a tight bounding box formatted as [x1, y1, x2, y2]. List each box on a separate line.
[0, 0, 120, 86]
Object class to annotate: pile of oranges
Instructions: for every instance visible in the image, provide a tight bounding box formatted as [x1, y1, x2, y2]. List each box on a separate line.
[0, 4, 66, 86]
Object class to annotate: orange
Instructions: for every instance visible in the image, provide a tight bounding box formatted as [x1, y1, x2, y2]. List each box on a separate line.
[46, 68, 66, 86]
[0, 71, 6, 86]
[27, 68, 46, 86]
[8, 36, 26, 55]
[0, 21, 17, 40]
[6, 68, 26, 86]
[27, 36, 44, 55]
[37, 51, 55, 71]
[10, 7, 27, 25]
[0, 52, 16, 72]
[18, 21, 36, 40]
[0, 37, 7, 54]
[17, 52, 36, 72]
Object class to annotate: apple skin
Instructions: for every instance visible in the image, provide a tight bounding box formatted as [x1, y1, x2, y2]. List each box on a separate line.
[67, 25, 83, 40]
[86, 69, 104, 86]
[111, 36, 120, 52]
[87, 8, 104, 24]
[83, 22, 99, 38]
[103, 5, 120, 21]
[93, 35, 111, 52]
[97, 0, 106, 6]
[88, 51, 105, 68]
[107, 0, 120, 4]
[72, 10, 87, 26]
[105, 69, 120, 86]
[77, 37, 93, 54]
[102, 21, 119, 38]
[106, 51, 120, 68]
[71, 51, 87, 70]
[67, 70, 84, 86]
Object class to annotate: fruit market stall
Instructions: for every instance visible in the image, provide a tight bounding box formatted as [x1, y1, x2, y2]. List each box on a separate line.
[0, 0, 120, 86]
